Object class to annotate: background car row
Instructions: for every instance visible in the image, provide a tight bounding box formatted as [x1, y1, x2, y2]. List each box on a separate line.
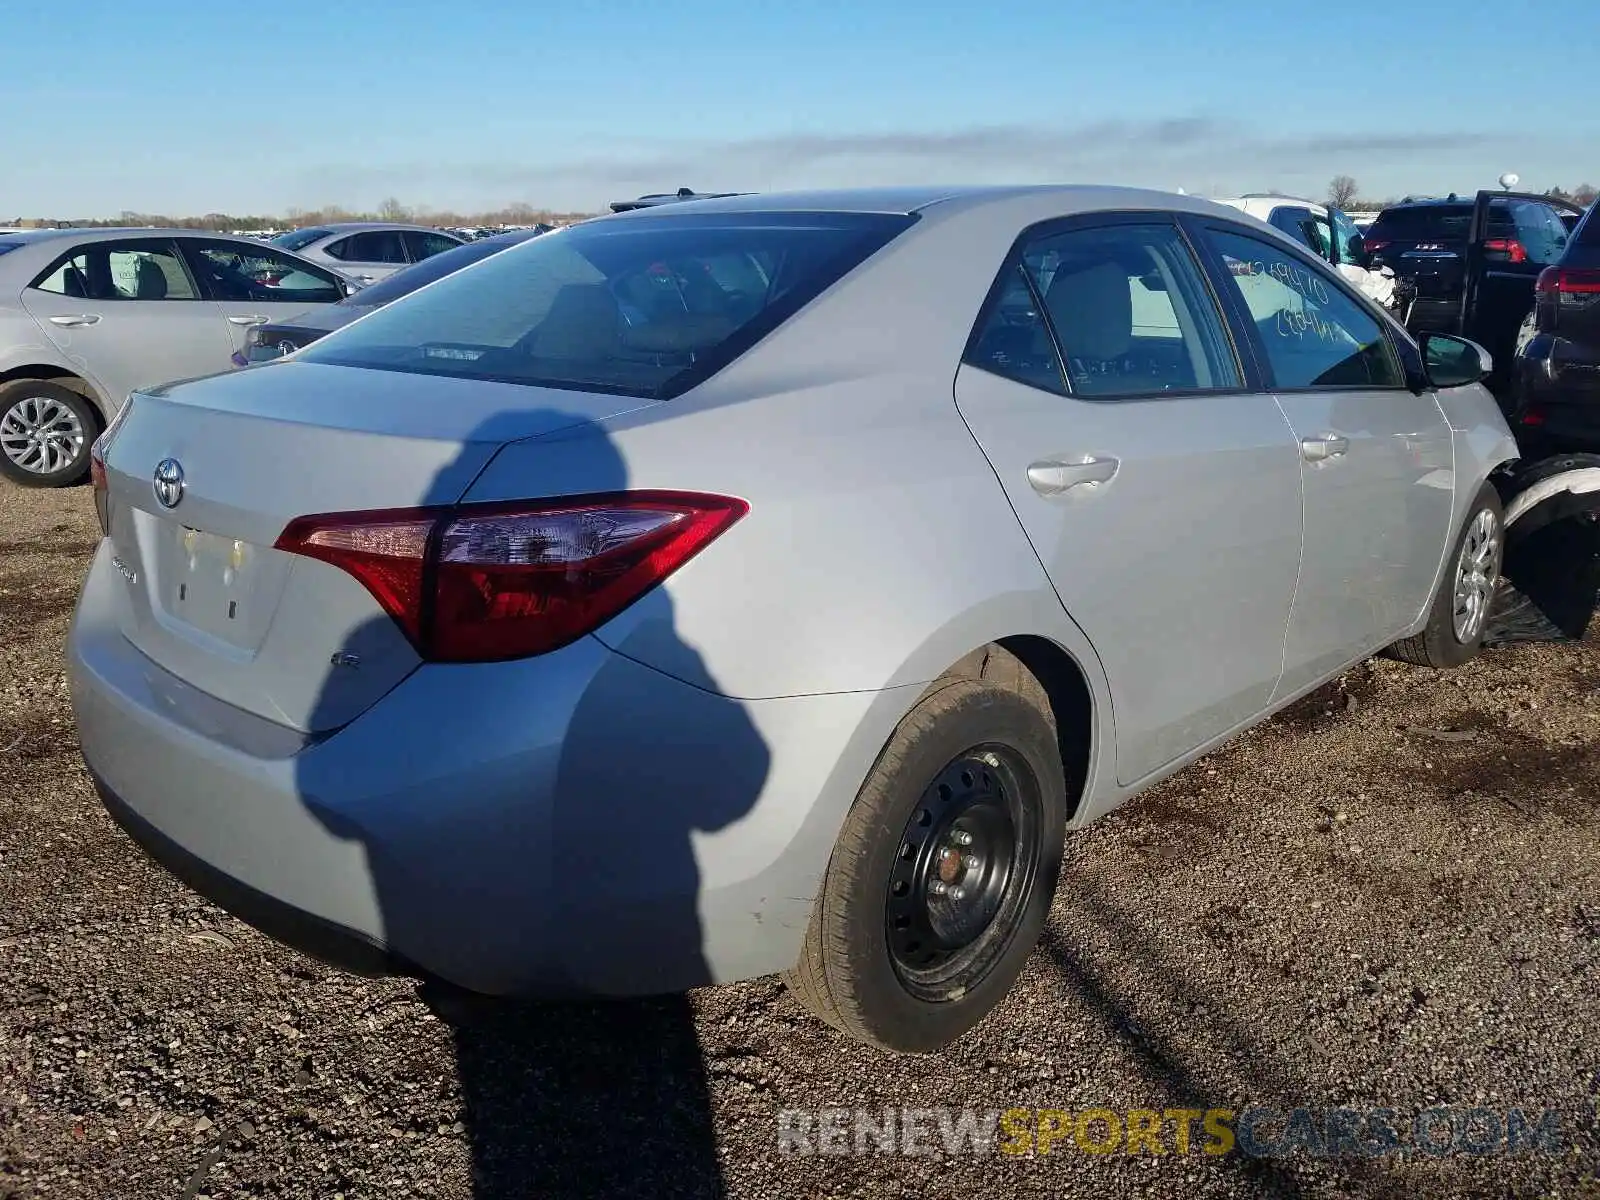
[2, 187, 1595, 490]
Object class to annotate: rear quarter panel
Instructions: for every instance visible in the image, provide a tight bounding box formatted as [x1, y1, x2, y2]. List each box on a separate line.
[461, 201, 1122, 824]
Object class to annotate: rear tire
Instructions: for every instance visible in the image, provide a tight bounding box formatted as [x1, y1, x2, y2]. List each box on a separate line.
[785, 657, 1067, 1053]
[0, 380, 100, 488]
[1386, 482, 1504, 668]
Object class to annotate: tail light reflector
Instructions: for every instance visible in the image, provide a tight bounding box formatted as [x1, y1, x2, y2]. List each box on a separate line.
[275, 491, 749, 662]
[1482, 238, 1528, 263]
[89, 440, 109, 535]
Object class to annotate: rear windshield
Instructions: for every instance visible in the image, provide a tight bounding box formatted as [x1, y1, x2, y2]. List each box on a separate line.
[337, 236, 516, 307]
[1366, 203, 1516, 243]
[270, 228, 330, 252]
[299, 211, 916, 398]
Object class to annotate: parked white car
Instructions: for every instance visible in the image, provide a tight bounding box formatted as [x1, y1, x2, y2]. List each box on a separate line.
[1217, 195, 1399, 309]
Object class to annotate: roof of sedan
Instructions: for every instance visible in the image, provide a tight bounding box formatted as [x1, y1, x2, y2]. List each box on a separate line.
[600, 183, 1238, 218]
[0, 226, 269, 244]
[289, 222, 462, 235]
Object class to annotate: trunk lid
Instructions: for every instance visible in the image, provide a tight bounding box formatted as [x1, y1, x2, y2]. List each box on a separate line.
[98, 360, 657, 732]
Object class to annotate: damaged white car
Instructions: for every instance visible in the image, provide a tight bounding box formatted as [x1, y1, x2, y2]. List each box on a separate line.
[1217, 194, 1401, 311]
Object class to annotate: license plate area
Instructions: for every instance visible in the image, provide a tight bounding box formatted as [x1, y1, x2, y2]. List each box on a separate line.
[152, 520, 289, 650]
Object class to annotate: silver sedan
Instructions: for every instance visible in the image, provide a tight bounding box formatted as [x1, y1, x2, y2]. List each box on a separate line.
[70, 186, 1517, 1052]
[0, 228, 351, 485]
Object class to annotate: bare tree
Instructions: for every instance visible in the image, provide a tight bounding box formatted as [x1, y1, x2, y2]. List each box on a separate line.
[1576, 183, 1598, 207]
[376, 197, 413, 223]
[1327, 175, 1359, 210]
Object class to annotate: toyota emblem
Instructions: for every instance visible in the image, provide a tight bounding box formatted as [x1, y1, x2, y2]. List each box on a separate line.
[153, 458, 185, 509]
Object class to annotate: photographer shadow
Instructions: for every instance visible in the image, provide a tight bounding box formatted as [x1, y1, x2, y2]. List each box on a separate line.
[295, 407, 768, 1198]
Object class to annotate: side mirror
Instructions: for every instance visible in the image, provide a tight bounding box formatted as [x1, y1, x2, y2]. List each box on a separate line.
[1345, 233, 1368, 268]
[1420, 332, 1493, 389]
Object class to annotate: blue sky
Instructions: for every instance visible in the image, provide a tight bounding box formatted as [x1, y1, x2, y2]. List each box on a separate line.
[2, 0, 1596, 218]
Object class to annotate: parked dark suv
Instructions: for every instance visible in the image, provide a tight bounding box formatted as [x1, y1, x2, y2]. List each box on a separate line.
[1509, 202, 1600, 452]
[1365, 191, 1583, 395]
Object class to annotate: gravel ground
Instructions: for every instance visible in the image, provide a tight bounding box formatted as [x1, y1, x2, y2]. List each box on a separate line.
[2, 477, 1597, 1200]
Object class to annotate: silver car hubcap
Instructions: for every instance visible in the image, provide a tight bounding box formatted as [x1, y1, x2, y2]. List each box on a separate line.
[1452, 508, 1499, 644]
[0, 394, 85, 475]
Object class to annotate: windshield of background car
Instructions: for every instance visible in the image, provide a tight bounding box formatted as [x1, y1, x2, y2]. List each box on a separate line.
[300, 211, 917, 398]
[338, 236, 515, 307]
[270, 228, 330, 252]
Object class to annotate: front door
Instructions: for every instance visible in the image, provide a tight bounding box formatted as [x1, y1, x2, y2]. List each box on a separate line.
[1190, 220, 1456, 697]
[954, 215, 1304, 785]
[18, 237, 233, 401]
[180, 238, 349, 357]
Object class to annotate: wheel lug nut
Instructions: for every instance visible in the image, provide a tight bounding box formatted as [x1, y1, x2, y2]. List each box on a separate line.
[953, 831, 974, 847]
[949, 887, 965, 901]
[962, 854, 979, 870]
[929, 881, 948, 896]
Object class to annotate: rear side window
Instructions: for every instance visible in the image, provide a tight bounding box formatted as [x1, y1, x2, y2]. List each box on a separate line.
[1509, 201, 1569, 265]
[300, 212, 916, 398]
[326, 231, 409, 263]
[31, 240, 198, 301]
[966, 222, 1241, 399]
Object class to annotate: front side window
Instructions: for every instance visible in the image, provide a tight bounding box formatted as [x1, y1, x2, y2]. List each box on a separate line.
[1206, 229, 1402, 389]
[968, 222, 1240, 399]
[185, 241, 344, 304]
[300, 212, 915, 398]
[31, 240, 197, 301]
[326, 231, 409, 264]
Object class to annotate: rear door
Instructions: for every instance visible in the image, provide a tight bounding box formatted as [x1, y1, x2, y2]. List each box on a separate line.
[323, 230, 411, 284]
[1188, 218, 1455, 696]
[181, 237, 348, 359]
[953, 213, 1304, 785]
[1462, 192, 1581, 379]
[18, 237, 233, 401]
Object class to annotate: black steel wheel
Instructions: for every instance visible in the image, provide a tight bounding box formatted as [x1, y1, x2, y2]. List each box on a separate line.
[785, 652, 1069, 1053]
[885, 745, 1042, 1002]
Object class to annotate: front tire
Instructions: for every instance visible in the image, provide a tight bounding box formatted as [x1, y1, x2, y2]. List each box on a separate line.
[785, 660, 1067, 1053]
[1387, 483, 1505, 668]
[0, 380, 100, 488]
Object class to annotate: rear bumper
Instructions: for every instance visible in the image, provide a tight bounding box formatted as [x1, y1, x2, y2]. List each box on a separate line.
[1513, 336, 1600, 452]
[70, 543, 881, 997]
[94, 770, 408, 979]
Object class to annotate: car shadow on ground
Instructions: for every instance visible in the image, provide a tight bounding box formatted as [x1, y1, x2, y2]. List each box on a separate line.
[294, 408, 768, 1198]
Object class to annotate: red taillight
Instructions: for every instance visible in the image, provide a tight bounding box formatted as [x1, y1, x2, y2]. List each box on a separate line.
[89, 437, 109, 536]
[274, 491, 749, 662]
[1536, 266, 1600, 303]
[1482, 238, 1528, 264]
[1520, 407, 1546, 426]
[1363, 239, 1390, 254]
